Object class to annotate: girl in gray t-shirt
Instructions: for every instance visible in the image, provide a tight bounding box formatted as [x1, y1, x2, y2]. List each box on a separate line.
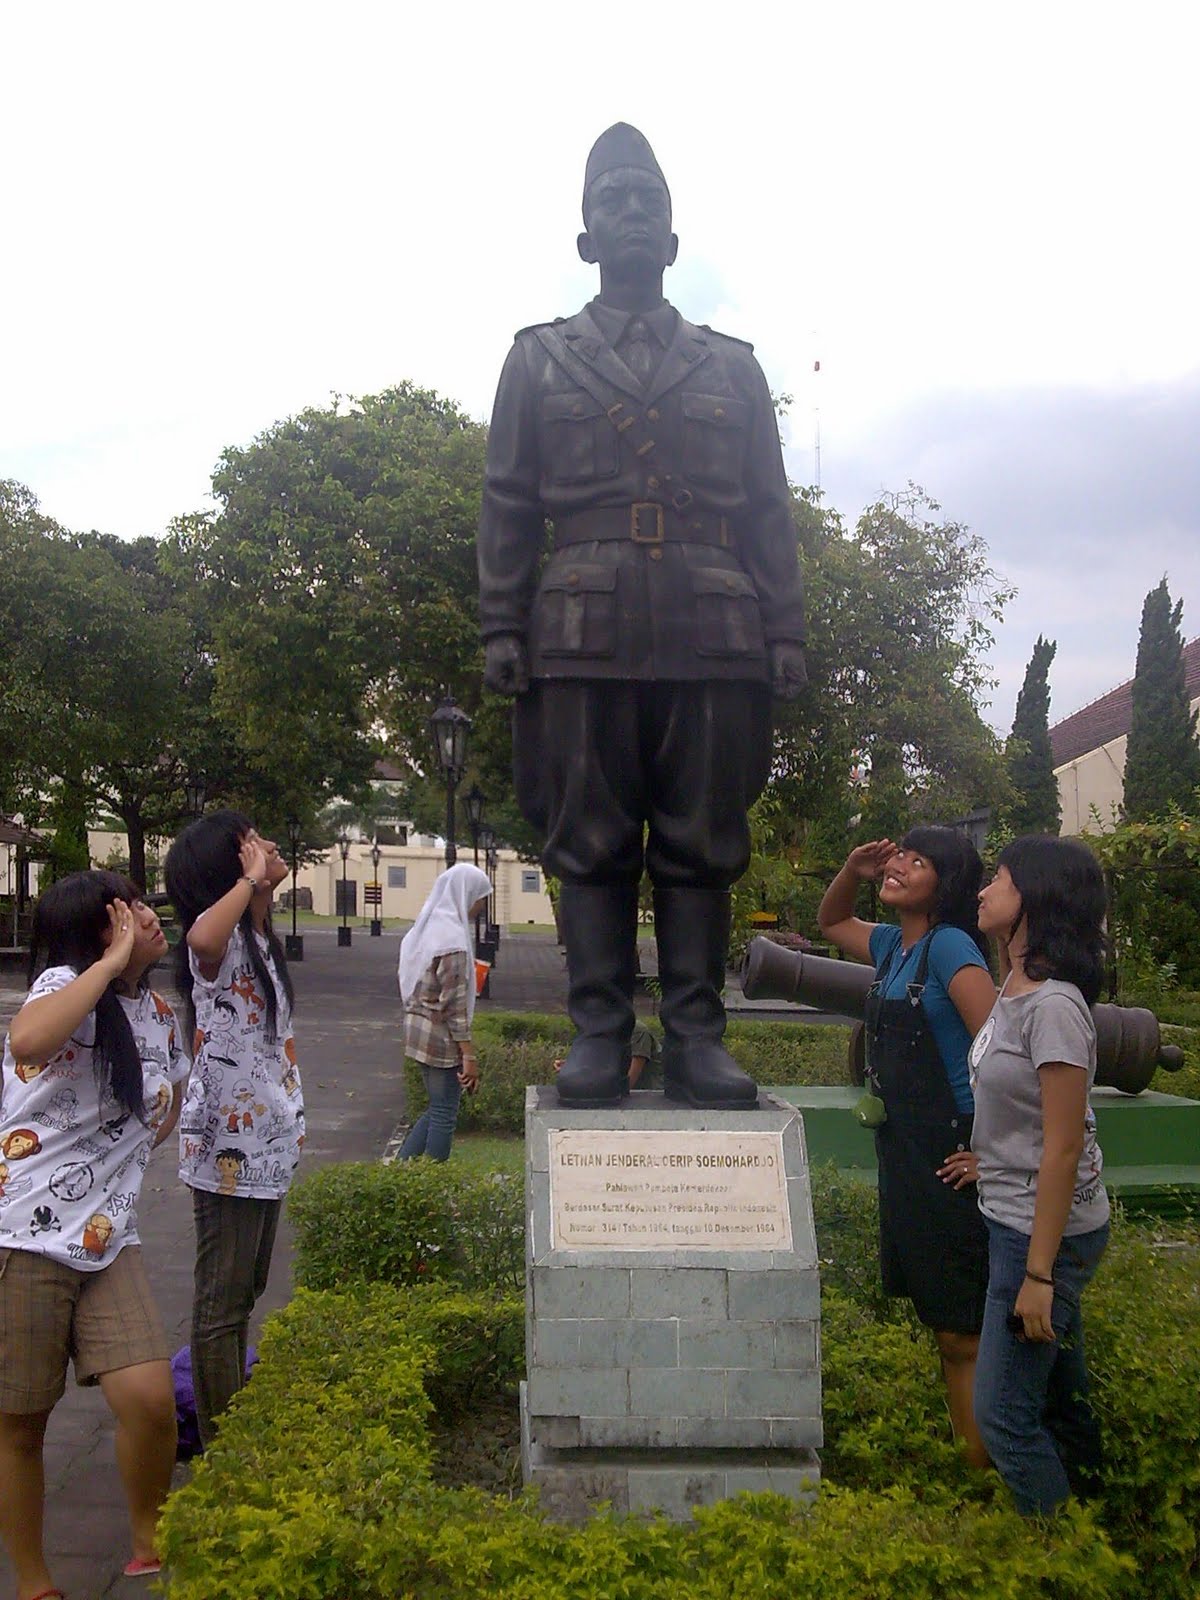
[971, 835, 1110, 1517]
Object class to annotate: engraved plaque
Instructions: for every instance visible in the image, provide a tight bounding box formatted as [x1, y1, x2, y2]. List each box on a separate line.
[549, 1128, 792, 1251]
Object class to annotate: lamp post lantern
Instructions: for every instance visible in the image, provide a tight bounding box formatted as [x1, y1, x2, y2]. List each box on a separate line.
[337, 832, 352, 947]
[184, 772, 207, 820]
[285, 815, 304, 961]
[429, 696, 472, 867]
[369, 841, 382, 937]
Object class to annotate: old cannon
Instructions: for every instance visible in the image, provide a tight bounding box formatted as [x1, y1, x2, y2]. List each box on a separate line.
[742, 938, 1185, 1096]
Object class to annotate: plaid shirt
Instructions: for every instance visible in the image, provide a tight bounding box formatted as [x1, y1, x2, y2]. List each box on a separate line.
[403, 950, 472, 1068]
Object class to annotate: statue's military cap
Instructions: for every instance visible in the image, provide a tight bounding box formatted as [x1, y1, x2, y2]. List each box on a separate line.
[582, 123, 669, 215]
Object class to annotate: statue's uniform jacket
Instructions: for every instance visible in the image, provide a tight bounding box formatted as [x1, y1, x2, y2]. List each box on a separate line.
[478, 302, 806, 680]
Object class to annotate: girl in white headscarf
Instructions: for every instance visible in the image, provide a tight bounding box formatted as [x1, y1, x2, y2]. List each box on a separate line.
[397, 864, 492, 1161]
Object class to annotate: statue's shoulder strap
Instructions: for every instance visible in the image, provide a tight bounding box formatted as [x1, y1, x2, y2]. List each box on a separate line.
[514, 316, 568, 340]
[698, 322, 755, 354]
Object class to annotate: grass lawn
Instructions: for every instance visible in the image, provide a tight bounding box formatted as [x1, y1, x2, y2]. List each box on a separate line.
[451, 1132, 524, 1176]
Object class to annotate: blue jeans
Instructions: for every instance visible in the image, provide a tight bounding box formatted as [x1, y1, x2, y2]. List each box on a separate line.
[975, 1215, 1109, 1515]
[398, 1064, 463, 1162]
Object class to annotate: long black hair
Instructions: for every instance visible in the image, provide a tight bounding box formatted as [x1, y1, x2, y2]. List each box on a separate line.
[27, 870, 147, 1121]
[164, 810, 294, 1040]
[900, 825, 988, 958]
[996, 834, 1107, 1005]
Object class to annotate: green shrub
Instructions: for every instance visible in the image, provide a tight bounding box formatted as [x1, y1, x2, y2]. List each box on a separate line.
[288, 1160, 524, 1295]
[161, 1283, 1133, 1600]
[1085, 1220, 1200, 1593]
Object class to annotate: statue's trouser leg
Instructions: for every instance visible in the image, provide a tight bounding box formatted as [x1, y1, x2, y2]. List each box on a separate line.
[514, 682, 644, 1107]
[642, 682, 771, 1108]
[513, 679, 772, 1109]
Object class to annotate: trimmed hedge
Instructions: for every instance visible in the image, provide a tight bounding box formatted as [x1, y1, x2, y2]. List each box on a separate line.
[160, 1282, 1133, 1600]
[275, 1159, 1199, 1596]
[409, 1012, 854, 1134]
[288, 1160, 524, 1296]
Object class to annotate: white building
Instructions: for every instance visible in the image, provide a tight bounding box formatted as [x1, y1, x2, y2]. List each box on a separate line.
[1051, 637, 1200, 834]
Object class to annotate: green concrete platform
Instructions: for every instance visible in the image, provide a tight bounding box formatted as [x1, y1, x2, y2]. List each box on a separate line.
[768, 1086, 1200, 1218]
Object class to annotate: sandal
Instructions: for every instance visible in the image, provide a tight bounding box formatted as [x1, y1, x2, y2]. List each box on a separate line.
[123, 1557, 163, 1576]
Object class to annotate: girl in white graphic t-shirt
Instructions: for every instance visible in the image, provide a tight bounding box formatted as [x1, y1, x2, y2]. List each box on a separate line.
[165, 811, 301, 1448]
[0, 870, 188, 1593]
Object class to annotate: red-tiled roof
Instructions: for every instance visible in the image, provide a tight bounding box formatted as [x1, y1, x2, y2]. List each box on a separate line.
[1050, 636, 1200, 768]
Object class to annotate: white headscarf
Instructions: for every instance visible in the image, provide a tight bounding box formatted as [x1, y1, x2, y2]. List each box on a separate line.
[397, 863, 493, 1021]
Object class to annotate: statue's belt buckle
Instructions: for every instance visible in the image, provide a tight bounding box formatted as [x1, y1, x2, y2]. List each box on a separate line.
[631, 503, 664, 543]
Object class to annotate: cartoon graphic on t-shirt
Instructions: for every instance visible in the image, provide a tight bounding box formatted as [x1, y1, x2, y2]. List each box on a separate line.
[49, 1162, 95, 1203]
[32, 1087, 80, 1133]
[220, 1080, 266, 1134]
[99, 1112, 131, 1142]
[146, 1084, 172, 1127]
[14, 1059, 50, 1084]
[80, 1212, 115, 1258]
[29, 1204, 61, 1234]
[0, 1160, 33, 1206]
[230, 969, 266, 1024]
[1, 1129, 42, 1161]
[214, 1147, 247, 1195]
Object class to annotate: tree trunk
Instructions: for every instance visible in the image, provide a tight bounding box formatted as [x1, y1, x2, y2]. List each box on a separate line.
[124, 812, 148, 892]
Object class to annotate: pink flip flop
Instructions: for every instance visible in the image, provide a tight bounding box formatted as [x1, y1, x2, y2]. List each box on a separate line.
[123, 1556, 163, 1576]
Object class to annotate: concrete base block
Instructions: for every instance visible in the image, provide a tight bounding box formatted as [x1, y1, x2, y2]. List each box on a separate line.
[523, 1382, 819, 1522]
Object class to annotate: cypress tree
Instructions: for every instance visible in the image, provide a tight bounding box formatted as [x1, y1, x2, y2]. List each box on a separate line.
[1123, 579, 1200, 821]
[1006, 635, 1060, 835]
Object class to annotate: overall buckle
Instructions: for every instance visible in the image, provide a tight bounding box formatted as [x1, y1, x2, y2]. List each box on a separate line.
[631, 503, 664, 543]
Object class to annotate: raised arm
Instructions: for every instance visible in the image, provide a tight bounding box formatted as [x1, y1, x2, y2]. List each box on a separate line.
[7, 901, 135, 1064]
[187, 832, 270, 976]
[817, 841, 896, 965]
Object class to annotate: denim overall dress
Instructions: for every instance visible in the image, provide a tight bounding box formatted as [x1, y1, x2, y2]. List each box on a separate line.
[864, 929, 988, 1333]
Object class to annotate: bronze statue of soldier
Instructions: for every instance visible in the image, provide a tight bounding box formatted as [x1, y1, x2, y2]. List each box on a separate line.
[478, 123, 806, 1110]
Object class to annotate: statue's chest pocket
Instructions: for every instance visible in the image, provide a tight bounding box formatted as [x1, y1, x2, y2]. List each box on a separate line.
[541, 394, 619, 484]
[681, 393, 749, 489]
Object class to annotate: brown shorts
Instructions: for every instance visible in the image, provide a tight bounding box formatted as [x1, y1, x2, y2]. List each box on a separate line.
[0, 1244, 168, 1413]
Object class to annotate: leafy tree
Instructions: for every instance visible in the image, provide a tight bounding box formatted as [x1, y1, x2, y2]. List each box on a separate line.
[164, 384, 490, 826]
[1123, 578, 1200, 822]
[0, 485, 208, 886]
[769, 485, 1014, 859]
[1004, 635, 1060, 836]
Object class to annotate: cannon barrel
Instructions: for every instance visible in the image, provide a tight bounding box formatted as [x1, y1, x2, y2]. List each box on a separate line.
[742, 937, 1184, 1096]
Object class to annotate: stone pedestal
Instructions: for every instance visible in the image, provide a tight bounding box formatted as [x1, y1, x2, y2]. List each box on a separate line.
[522, 1086, 821, 1520]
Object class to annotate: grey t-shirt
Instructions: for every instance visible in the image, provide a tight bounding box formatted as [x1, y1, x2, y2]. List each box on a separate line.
[969, 978, 1109, 1237]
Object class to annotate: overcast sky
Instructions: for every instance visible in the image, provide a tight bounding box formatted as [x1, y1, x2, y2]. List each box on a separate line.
[4, 1, 1197, 735]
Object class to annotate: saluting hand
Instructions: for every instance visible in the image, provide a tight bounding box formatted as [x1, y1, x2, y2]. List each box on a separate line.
[101, 899, 137, 974]
[845, 840, 897, 882]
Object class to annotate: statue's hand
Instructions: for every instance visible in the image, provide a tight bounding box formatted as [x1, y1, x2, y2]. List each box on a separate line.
[769, 641, 808, 700]
[484, 634, 531, 697]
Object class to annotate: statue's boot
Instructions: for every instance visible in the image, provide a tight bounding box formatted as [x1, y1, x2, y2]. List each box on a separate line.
[656, 886, 758, 1110]
[555, 881, 638, 1107]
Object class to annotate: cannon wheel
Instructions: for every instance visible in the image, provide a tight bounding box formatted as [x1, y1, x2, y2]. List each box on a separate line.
[848, 1021, 866, 1086]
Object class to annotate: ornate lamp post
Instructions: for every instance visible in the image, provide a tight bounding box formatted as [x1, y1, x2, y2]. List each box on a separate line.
[463, 785, 486, 955]
[429, 696, 472, 867]
[285, 815, 304, 962]
[337, 831, 352, 948]
[184, 772, 207, 819]
[369, 840, 382, 938]
[479, 824, 501, 963]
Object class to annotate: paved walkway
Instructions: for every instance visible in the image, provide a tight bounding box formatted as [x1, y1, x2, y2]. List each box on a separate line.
[0, 924, 830, 1597]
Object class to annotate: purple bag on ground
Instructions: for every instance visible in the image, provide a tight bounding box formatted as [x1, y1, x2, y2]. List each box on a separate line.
[171, 1344, 257, 1460]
